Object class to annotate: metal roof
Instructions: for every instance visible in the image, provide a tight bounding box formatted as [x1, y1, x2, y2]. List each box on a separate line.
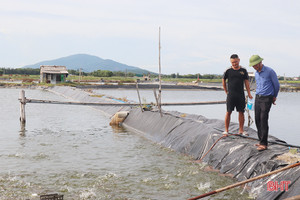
[40, 65, 69, 74]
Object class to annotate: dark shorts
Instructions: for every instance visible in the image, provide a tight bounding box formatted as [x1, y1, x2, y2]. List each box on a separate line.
[226, 95, 245, 112]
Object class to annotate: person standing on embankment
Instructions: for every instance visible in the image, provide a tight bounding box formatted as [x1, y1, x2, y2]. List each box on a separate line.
[249, 55, 280, 151]
[222, 54, 253, 136]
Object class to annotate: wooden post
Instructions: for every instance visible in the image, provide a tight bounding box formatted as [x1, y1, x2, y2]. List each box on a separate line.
[20, 122, 26, 136]
[136, 83, 144, 112]
[19, 90, 26, 124]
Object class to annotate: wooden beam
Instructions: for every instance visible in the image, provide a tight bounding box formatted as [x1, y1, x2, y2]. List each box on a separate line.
[23, 98, 226, 106]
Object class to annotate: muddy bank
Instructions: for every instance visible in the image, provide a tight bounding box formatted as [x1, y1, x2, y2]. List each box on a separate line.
[46, 86, 300, 199]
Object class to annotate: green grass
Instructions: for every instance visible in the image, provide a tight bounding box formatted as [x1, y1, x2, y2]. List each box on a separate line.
[1, 74, 40, 80]
[0, 82, 23, 87]
[279, 80, 300, 84]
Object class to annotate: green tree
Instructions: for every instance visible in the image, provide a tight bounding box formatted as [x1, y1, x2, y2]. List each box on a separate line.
[68, 69, 79, 75]
[113, 71, 125, 77]
[170, 73, 176, 78]
[0, 67, 40, 75]
[91, 70, 113, 77]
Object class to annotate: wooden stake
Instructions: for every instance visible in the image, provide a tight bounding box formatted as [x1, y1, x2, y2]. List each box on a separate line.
[136, 83, 144, 112]
[19, 90, 26, 124]
[188, 162, 300, 200]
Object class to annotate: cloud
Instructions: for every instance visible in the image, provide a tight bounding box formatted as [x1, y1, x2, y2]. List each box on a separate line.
[0, 0, 300, 76]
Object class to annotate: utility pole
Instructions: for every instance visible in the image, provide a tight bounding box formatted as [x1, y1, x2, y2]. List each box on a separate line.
[79, 68, 82, 84]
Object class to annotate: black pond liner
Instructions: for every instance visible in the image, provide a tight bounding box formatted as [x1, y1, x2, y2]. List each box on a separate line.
[47, 86, 300, 200]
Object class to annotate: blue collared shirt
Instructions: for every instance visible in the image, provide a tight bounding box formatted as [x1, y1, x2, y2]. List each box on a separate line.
[255, 65, 280, 97]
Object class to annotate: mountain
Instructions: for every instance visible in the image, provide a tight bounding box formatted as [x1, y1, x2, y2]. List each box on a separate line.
[22, 54, 154, 74]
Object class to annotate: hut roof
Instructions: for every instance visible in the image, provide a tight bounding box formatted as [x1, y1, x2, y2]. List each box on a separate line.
[40, 65, 68, 74]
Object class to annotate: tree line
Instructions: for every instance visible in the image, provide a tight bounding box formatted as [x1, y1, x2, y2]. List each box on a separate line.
[167, 73, 223, 79]
[0, 68, 134, 77]
[67, 69, 136, 77]
[1, 68, 299, 80]
[0, 67, 223, 79]
[0, 68, 40, 75]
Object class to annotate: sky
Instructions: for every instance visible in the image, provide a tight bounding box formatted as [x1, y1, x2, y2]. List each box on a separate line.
[1, 0, 300, 77]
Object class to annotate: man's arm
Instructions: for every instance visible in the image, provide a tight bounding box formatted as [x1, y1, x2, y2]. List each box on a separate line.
[244, 79, 253, 99]
[270, 69, 280, 104]
[271, 70, 280, 97]
[222, 79, 228, 94]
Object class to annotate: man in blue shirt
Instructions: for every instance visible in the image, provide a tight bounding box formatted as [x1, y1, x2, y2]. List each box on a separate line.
[249, 55, 280, 151]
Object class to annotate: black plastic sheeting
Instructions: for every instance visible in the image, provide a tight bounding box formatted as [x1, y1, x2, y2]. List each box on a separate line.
[123, 109, 300, 199]
[47, 86, 300, 200]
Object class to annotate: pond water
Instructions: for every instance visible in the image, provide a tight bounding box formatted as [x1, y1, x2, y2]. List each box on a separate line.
[0, 88, 249, 199]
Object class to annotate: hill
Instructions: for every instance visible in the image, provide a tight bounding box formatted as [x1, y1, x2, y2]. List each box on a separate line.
[22, 54, 154, 74]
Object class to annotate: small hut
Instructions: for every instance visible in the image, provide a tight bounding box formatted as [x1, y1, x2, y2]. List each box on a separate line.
[40, 65, 69, 84]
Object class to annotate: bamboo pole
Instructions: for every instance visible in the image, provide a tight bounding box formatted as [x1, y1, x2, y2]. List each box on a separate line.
[188, 162, 300, 200]
[158, 26, 162, 117]
[284, 195, 300, 200]
[136, 83, 144, 112]
[153, 88, 159, 109]
[23, 98, 226, 106]
[19, 90, 26, 124]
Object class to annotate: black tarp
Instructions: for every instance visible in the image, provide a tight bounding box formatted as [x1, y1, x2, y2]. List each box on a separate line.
[48, 86, 300, 199]
[123, 108, 300, 199]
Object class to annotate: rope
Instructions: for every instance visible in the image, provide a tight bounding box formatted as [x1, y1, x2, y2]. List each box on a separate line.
[197, 91, 256, 161]
[196, 135, 227, 162]
[196, 132, 242, 162]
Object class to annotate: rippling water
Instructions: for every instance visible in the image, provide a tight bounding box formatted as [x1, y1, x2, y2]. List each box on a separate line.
[0, 88, 250, 199]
